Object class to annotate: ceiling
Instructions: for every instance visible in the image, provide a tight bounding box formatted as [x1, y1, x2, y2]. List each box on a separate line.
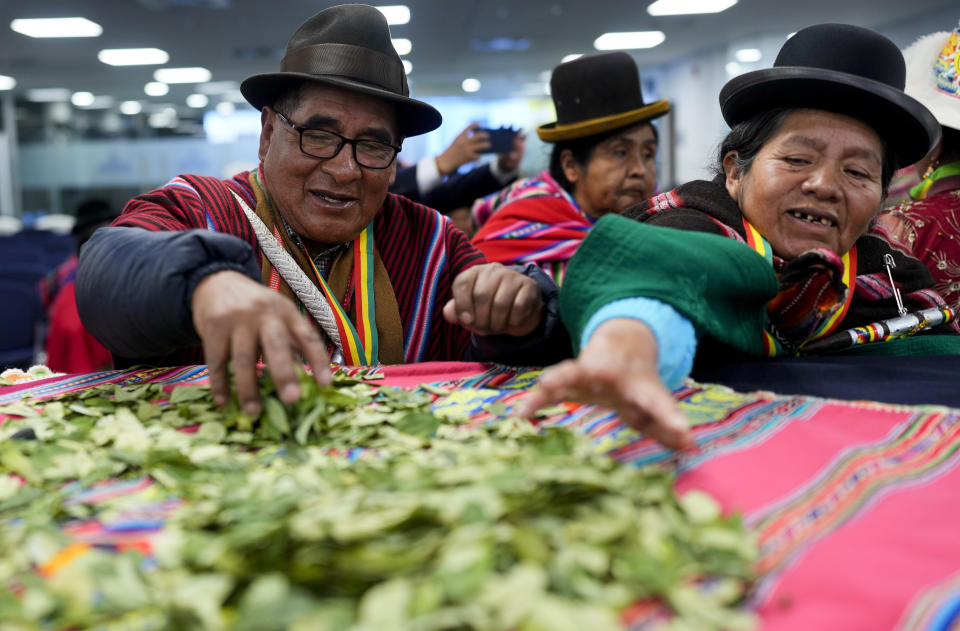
[0, 0, 956, 114]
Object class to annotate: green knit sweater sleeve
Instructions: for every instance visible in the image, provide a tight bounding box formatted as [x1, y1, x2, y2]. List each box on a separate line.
[560, 214, 779, 354]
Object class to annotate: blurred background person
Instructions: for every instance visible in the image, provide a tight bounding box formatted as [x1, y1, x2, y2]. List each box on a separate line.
[877, 21, 960, 311]
[41, 198, 118, 373]
[470, 52, 669, 284]
[391, 121, 524, 226]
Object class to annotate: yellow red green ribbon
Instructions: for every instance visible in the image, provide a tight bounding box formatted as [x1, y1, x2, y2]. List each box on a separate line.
[741, 217, 857, 353]
[302, 224, 378, 366]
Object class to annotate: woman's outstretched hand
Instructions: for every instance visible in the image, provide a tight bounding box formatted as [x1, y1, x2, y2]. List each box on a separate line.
[518, 318, 693, 451]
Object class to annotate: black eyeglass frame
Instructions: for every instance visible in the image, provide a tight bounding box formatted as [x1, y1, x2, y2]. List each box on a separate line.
[274, 110, 401, 170]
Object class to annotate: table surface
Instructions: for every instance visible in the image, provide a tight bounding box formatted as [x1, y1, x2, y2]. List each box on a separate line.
[2, 361, 958, 631]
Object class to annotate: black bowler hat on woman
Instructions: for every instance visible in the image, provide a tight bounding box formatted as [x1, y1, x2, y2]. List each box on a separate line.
[537, 52, 670, 143]
[241, 3, 441, 138]
[719, 23, 941, 168]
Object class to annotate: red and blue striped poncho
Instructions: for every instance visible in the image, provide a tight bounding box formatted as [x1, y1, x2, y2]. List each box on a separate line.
[115, 170, 486, 366]
[471, 171, 593, 286]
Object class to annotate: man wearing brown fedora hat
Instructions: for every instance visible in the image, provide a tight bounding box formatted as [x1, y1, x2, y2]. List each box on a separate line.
[76, 4, 559, 415]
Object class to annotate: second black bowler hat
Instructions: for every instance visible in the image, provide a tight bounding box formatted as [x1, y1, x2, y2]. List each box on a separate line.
[719, 23, 941, 168]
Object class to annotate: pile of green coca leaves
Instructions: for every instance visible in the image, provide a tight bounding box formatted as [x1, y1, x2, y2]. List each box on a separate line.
[0, 371, 756, 631]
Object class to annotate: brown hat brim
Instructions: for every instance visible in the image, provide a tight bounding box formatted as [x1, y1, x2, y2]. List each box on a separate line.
[241, 71, 442, 138]
[537, 100, 670, 142]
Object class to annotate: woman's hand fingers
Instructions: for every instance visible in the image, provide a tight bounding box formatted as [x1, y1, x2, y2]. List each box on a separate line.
[518, 319, 693, 451]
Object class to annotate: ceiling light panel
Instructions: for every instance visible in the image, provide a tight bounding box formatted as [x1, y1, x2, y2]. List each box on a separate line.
[392, 38, 412, 55]
[71, 92, 113, 109]
[647, 0, 737, 15]
[196, 81, 240, 95]
[98, 48, 169, 66]
[186, 94, 209, 108]
[144, 81, 170, 96]
[71, 91, 95, 107]
[10, 17, 102, 38]
[153, 67, 212, 84]
[594, 31, 665, 50]
[375, 5, 410, 25]
[0, 75, 15, 90]
[120, 101, 143, 115]
[735, 48, 762, 62]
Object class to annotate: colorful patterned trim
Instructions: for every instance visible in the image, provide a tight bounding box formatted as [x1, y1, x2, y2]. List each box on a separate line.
[749, 409, 960, 590]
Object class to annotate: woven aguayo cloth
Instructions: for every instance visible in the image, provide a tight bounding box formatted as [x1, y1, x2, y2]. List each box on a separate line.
[3, 362, 960, 630]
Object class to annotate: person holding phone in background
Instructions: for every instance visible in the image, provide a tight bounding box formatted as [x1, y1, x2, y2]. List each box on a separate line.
[471, 52, 669, 284]
[390, 122, 525, 230]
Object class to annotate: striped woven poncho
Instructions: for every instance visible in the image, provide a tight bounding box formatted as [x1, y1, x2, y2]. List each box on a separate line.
[470, 170, 593, 285]
[114, 170, 485, 366]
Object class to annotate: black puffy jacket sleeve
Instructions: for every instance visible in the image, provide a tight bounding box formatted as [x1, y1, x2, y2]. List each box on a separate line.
[75, 226, 261, 359]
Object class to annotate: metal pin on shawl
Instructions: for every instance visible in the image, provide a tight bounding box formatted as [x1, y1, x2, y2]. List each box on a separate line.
[883, 253, 908, 316]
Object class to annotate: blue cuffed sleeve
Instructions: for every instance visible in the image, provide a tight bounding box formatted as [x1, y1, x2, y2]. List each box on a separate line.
[580, 297, 698, 390]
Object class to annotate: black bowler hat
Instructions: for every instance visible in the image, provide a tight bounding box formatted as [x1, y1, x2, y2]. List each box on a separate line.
[537, 52, 670, 142]
[241, 4, 441, 138]
[719, 23, 941, 168]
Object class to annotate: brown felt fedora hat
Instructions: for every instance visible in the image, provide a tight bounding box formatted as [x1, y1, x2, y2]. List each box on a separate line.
[241, 4, 441, 138]
[537, 52, 670, 143]
[719, 23, 941, 168]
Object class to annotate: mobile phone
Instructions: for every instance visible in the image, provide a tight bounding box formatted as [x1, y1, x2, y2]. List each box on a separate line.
[477, 127, 517, 154]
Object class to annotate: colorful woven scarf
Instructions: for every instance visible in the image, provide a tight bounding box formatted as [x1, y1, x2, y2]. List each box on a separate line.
[739, 217, 857, 354]
[471, 171, 593, 284]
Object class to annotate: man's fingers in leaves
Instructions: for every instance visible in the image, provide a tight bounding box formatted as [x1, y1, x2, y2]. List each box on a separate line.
[202, 330, 231, 408]
[289, 315, 332, 386]
[230, 327, 262, 416]
[259, 318, 301, 403]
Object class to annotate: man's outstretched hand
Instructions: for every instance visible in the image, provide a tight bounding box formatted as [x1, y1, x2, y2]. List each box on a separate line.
[191, 270, 331, 416]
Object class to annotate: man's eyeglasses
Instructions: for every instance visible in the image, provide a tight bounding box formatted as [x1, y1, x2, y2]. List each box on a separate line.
[275, 110, 400, 170]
